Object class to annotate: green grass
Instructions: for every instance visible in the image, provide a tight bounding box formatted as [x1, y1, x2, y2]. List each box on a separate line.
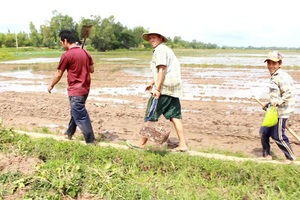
[2, 47, 300, 68]
[1, 127, 300, 199]
[0, 47, 63, 61]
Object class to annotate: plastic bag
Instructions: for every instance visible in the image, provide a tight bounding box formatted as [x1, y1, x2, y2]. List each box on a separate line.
[145, 98, 157, 122]
[262, 105, 278, 127]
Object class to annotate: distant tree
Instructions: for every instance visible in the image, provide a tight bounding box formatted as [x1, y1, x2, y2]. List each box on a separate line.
[91, 16, 117, 51]
[173, 36, 182, 44]
[132, 26, 146, 48]
[40, 25, 53, 48]
[0, 11, 221, 50]
[0, 33, 5, 47]
[49, 10, 77, 48]
[204, 43, 218, 49]
[16, 32, 30, 47]
[3, 33, 16, 47]
[118, 29, 135, 49]
[110, 21, 123, 49]
[172, 36, 190, 48]
[29, 22, 42, 47]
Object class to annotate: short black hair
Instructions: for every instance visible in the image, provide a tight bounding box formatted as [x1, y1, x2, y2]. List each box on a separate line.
[59, 30, 77, 44]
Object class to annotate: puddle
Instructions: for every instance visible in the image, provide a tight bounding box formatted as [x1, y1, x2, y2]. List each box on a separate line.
[0, 81, 48, 93]
[179, 53, 300, 66]
[1, 58, 60, 64]
[102, 58, 138, 61]
[179, 56, 264, 66]
[0, 70, 49, 93]
[184, 67, 269, 99]
[0, 70, 48, 79]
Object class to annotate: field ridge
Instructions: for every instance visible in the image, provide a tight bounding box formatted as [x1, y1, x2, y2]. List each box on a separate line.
[15, 130, 300, 166]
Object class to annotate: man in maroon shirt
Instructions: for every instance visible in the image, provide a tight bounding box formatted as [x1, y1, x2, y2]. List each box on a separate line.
[48, 30, 96, 144]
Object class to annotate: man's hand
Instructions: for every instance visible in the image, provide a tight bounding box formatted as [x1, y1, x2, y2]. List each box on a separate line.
[152, 89, 161, 99]
[262, 102, 271, 111]
[145, 84, 153, 91]
[47, 85, 53, 93]
[48, 69, 63, 94]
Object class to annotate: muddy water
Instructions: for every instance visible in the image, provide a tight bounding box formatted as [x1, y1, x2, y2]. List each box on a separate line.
[1, 55, 300, 112]
[1, 58, 60, 64]
[180, 53, 300, 66]
[0, 70, 49, 93]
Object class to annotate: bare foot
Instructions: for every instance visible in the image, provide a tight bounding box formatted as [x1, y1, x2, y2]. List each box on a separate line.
[258, 155, 272, 160]
[126, 140, 145, 150]
[170, 146, 189, 152]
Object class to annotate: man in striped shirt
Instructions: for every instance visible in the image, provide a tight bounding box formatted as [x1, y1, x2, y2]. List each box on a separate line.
[259, 50, 296, 163]
[127, 28, 188, 152]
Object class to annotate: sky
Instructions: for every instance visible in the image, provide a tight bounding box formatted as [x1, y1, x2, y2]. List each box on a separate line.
[1, 0, 299, 48]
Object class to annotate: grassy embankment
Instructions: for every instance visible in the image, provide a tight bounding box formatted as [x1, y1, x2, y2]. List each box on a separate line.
[1, 127, 300, 199]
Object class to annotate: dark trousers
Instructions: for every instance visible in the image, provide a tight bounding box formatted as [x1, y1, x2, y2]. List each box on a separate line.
[66, 94, 95, 143]
[259, 118, 295, 160]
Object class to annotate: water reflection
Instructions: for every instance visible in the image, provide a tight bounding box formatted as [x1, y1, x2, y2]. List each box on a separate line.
[0, 70, 49, 93]
[179, 53, 300, 66]
[0, 70, 47, 79]
[184, 68, 269, 99]
[1, 67, 298, 100]
[0, 81, 48, 93]
[1, 58, 59, 64]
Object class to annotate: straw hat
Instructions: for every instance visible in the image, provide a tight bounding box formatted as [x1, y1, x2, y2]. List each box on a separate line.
[142, 28, 168, 42]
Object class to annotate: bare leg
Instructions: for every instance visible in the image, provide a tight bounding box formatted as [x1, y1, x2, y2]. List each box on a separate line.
[170, 118, 188, 150]
[127, 137, 148, 149]
[136, 137, 148, 148]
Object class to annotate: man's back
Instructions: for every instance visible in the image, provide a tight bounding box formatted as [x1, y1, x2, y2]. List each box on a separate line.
[58, 46, 93, 96]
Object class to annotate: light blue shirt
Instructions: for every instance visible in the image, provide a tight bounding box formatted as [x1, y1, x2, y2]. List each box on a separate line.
[269, 68, 295, 118]
[150, 43, 183, 98]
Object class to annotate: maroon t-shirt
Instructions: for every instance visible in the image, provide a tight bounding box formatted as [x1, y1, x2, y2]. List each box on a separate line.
[57, 46, 94, 96]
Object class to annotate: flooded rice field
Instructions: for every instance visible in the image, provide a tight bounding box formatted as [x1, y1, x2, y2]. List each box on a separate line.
[180, 53, 300, 66]
[0, 67, 271, 99]
[1, 56, 300, 111]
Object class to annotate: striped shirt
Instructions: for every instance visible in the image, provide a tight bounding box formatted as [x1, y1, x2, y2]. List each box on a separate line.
[269, 68, 295, 118]
[150, 43, 183, 98]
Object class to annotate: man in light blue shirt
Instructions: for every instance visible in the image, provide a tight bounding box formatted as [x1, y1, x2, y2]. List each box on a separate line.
[127, 28, 188, 152]
[259, 50, 295, 163]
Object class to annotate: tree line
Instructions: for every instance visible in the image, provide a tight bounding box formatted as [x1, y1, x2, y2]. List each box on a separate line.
[0, 10, 218, 51]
